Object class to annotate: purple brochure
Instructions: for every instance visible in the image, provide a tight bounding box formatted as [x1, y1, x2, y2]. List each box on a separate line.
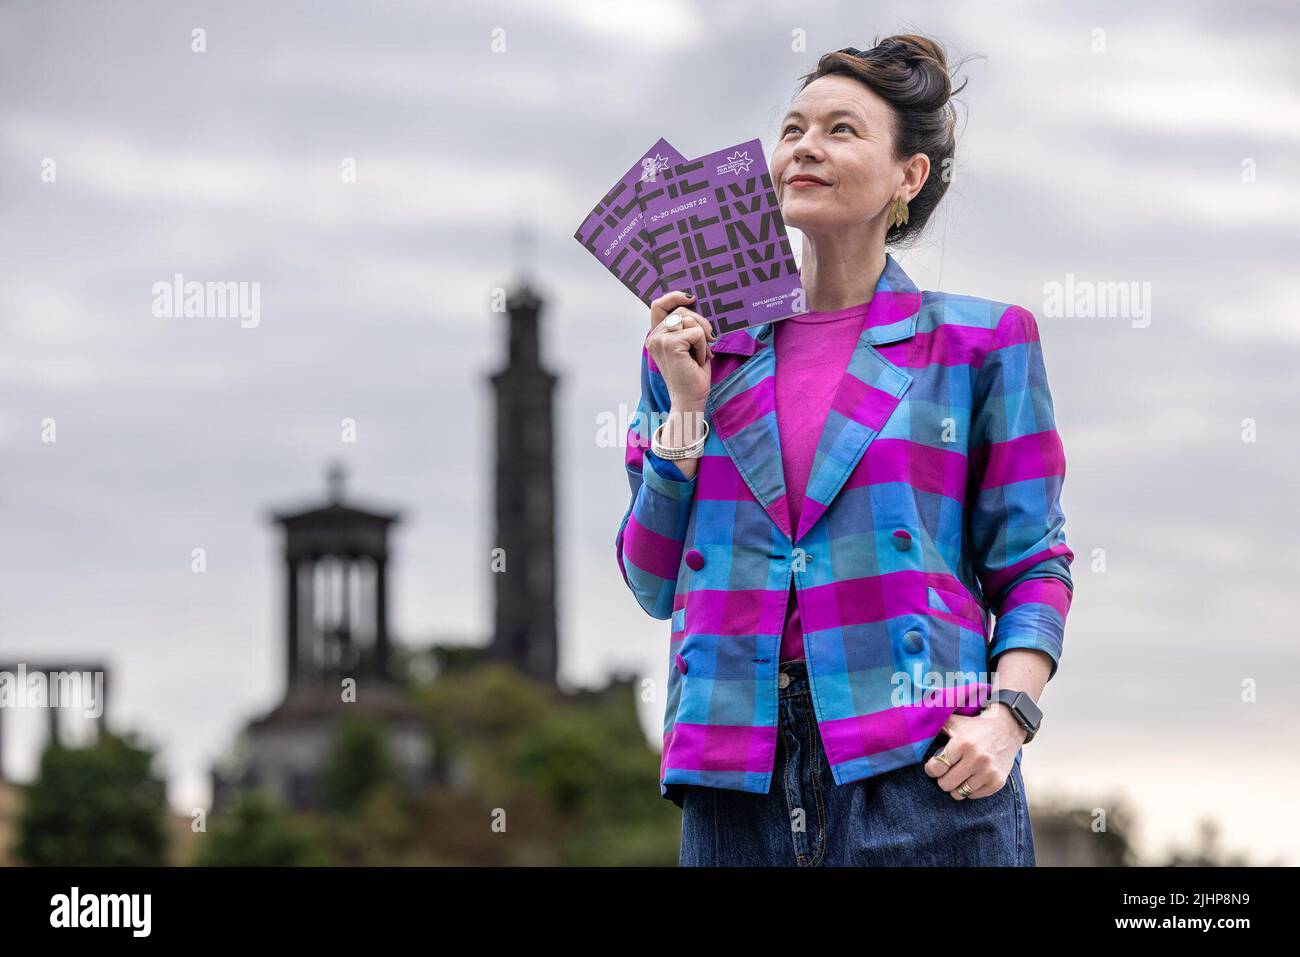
[636, 137, 805, 335]
[573, 137, 686, 307]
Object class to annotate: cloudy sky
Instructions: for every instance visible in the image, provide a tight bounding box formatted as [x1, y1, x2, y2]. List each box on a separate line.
[1, 0, 1297, 864]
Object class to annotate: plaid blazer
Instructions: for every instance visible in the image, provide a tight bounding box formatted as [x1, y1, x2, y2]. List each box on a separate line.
[615, 252, 1075, 806]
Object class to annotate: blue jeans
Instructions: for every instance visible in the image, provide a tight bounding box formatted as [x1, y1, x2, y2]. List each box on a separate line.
[679, 659, 1035, 866]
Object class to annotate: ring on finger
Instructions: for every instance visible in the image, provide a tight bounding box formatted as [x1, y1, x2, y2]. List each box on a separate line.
[664, 312, 685, 331]
[958, 781, 974, 797]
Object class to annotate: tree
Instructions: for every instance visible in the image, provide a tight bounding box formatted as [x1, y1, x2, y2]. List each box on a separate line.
[195, 790, 329, 866]
[323, 714, 398, 814]
[416, 663, 681, 865]
[15, 732, 168, 866]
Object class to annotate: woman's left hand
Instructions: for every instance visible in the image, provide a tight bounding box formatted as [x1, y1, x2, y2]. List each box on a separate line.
[922, 705, 1026, 799]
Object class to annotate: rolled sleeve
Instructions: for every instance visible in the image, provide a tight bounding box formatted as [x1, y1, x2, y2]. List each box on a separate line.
[645, 449, 693, 490]
[968, 305, 1075, 680]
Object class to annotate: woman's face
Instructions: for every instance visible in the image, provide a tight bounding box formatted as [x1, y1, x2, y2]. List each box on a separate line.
[772, 74, 924, 238]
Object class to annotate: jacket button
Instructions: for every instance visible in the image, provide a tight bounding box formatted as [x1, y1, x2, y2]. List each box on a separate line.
[891, 529, 913, 551]
[903, 629, 925, 654]
[674, 653, 688, 674]
[684, 548, 705, 571]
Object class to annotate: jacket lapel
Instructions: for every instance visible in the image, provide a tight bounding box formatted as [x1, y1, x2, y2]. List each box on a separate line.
[794, 255, 922, 542]
[707, 253, 923, 546]
[707, 330, 792, 540]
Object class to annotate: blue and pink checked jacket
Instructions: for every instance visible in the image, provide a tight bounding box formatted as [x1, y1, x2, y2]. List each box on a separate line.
[615, 252, 1075, 807]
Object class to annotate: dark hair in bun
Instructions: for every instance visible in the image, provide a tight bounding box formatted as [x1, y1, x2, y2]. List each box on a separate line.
[794, 34, 969, 246]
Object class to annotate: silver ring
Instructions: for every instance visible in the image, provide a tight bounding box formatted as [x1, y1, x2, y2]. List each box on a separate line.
[664, 312, 684, 331]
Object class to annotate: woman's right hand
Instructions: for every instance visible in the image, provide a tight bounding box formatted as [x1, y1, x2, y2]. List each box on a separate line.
[647, 290, 718, 414]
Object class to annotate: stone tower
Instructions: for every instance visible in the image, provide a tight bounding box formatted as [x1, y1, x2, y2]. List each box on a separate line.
[487, 283, 559, 685]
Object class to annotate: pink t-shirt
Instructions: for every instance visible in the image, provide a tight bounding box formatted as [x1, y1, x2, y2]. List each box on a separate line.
[775, 299, 872, 662]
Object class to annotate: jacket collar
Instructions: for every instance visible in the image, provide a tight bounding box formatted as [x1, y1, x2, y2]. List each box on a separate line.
[706, 252, 924, 544]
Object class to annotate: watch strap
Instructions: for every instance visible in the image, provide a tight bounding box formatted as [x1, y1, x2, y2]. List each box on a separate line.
[994, 689, 1040, 743]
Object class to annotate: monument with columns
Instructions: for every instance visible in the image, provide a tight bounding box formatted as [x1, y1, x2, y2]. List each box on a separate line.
[276, 462, 396, 687]
[210, 464, 432, 812]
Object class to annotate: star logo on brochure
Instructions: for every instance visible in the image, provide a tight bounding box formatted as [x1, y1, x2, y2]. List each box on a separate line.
[716, 150, 753, 176]
[639, 152, 672, 182]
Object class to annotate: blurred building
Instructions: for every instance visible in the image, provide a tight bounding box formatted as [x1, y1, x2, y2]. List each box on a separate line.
[210, 280, 572, 812]
[210, 466, 433, 813]
[488, 283, 560, 685]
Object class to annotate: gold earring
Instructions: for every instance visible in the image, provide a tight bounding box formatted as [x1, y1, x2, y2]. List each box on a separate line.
[888, 194, 910, 229]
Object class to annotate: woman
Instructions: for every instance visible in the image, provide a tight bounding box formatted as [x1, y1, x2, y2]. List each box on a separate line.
[615, 35, 1074, 866]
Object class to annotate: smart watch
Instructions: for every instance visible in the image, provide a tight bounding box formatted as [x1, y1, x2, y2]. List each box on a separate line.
[992, 689, 1042, 744]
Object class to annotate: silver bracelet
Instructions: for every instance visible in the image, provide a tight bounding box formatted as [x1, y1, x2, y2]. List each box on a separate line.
[651, 418, 709, 459]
